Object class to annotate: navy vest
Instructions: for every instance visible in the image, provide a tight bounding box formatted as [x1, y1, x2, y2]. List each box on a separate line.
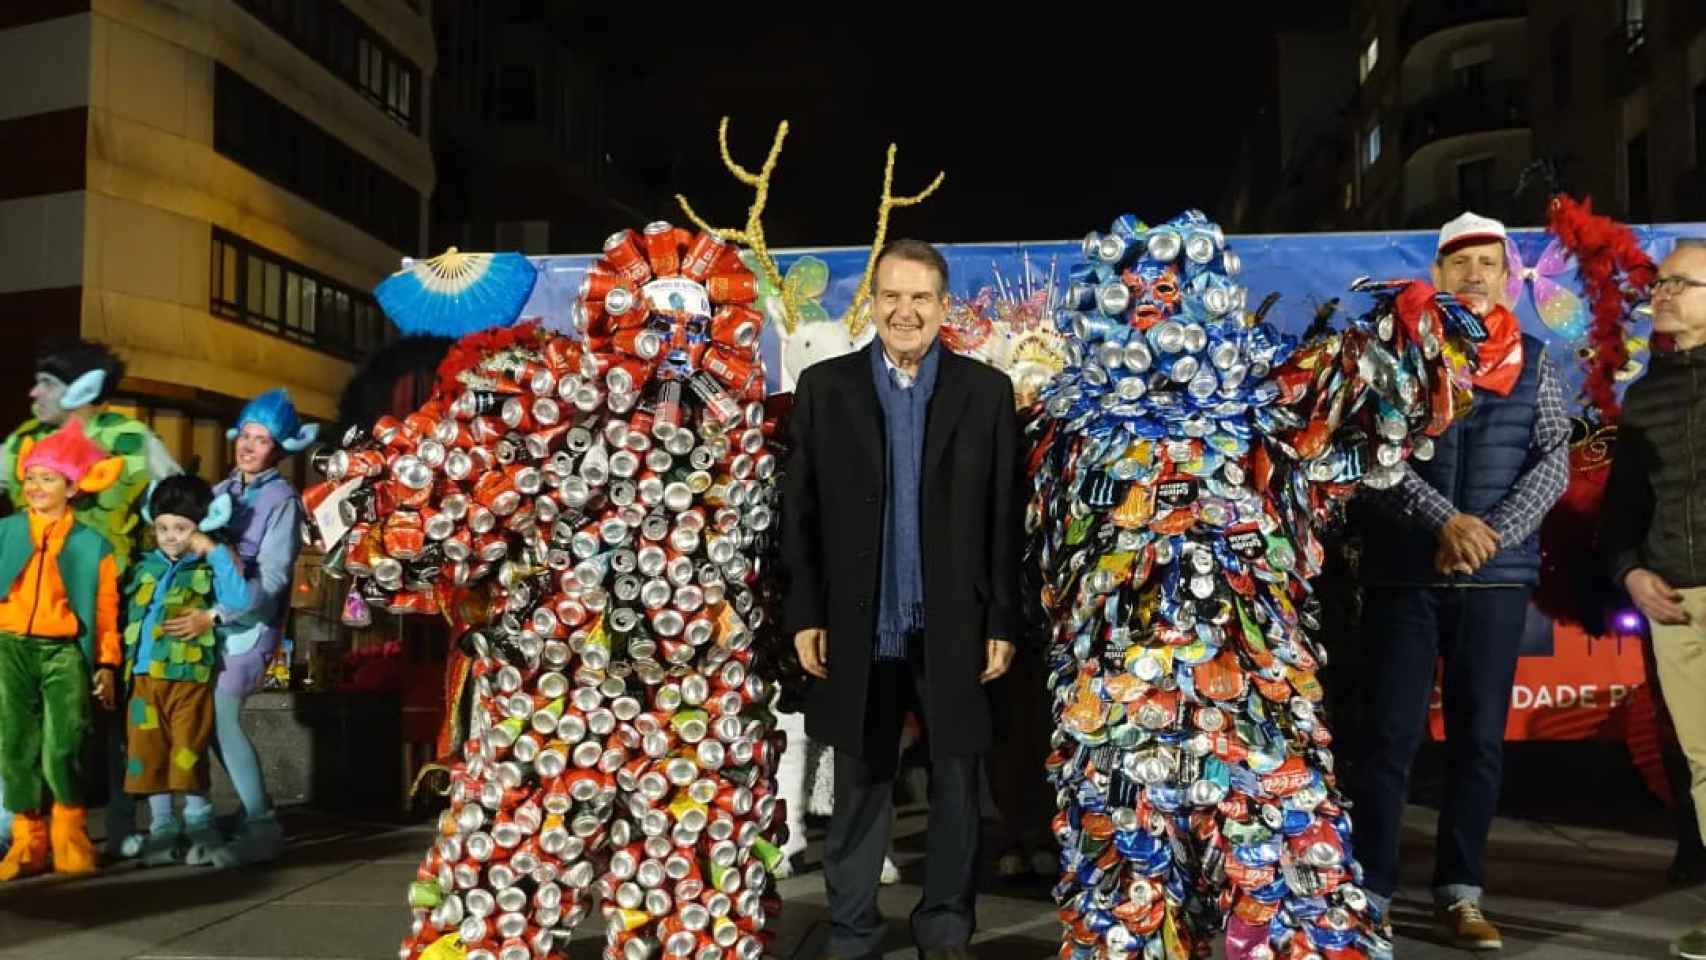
[1361, 334, 1546, 586]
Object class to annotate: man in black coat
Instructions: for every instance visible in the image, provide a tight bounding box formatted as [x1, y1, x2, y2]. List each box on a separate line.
[782, 238, 1023, 960]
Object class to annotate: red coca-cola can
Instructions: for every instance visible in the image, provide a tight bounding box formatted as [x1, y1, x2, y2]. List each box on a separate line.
[388, 589, 439, 615]
[709, 306, 761, 350]
[681, 231, 728, 282]
[470, 417, 507, 446]
[436, 418, 476, 450]
[404, 411, 439, 440]
[705, 272, 757, 304]
[702, 347, 757, 393]
[500, 397, 534, 433]
[348, 449, 387, 478]
[343, 524, 376, 576]
[580, 350, 614, 381]
[473, 470, 521, 517]
[614, 326, 664, 361]
[606, 357, 654, 395]
[372, 414, 406, 447]
[604, 230, 653, 287]
[544, 336, 582, 375]
[643, 222, 681, 278]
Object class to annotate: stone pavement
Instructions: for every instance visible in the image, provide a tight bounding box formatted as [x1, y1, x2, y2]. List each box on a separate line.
[0, 801, 1698, 960]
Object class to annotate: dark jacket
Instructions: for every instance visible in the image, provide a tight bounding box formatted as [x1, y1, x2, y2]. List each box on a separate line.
[1602, 344, 1706, 589]
[781, 342, 1023, 759]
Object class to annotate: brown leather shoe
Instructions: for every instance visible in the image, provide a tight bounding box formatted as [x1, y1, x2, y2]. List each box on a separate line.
[1435, 899, 1502, 951]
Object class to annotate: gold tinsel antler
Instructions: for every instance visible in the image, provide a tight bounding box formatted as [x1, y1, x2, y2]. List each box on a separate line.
[845, 144, 946, 338]
[676, 118, 793, 331]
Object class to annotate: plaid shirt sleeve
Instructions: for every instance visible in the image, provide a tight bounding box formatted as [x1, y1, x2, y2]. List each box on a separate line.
[1482, 350, 1571, 547]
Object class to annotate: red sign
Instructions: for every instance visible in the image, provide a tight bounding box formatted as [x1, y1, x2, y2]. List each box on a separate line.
[1428, 622, 1649, 741]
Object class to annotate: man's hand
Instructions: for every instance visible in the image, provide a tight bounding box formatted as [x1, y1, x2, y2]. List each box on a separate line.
[163, 608, 217, 639]
[1626, 568, 1689, 625]
[1433, 542, 1475, 577]
[1438, 513, 1499, 571]
[794, 628, 828, 679]
[981, 639, 1015, 683]
[91, 667, 117, 711]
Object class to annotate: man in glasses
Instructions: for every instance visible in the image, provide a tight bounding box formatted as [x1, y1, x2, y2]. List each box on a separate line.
[1352, 211, 1570, 951]
[1602, 238, 1706, 960]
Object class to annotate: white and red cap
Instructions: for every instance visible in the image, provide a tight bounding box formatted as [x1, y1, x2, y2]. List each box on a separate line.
[1437, 211, 1507, 256]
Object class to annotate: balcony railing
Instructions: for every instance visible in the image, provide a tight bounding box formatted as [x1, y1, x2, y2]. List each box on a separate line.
[1402, 81, 1530, 157]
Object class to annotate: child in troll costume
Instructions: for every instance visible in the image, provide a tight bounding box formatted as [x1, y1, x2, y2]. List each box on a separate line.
[121, 476, 251, 866]
[0, 420, 127, 879]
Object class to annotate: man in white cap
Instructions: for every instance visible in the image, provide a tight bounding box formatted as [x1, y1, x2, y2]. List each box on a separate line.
[1351, 212, 1570, 950]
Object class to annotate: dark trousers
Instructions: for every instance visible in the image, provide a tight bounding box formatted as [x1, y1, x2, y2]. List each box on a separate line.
[825, 654, 979, 957]
[1352, 586, 1528, 903]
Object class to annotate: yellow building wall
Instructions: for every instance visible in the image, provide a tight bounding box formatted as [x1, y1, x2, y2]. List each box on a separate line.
[78, 0, 436, 422]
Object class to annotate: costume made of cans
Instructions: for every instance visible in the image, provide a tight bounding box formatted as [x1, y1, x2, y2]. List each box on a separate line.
[305, 221, 790, 960]
[1026, 211, 1487, 960]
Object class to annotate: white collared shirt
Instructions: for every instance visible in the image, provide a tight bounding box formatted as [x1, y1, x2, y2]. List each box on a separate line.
[881, 348, 916, 389]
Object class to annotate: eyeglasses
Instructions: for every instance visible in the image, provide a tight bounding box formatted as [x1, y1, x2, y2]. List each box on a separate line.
[1653, 275, 1706, 295]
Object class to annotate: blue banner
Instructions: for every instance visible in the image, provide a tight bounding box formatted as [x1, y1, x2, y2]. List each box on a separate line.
[522, 223, 1705, 401]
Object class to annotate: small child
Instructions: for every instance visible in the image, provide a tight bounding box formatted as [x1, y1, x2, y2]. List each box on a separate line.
[0, 420, 124, 880]
[123, 476, 248, 865]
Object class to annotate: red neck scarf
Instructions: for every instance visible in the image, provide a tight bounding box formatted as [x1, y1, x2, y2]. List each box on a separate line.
[1473, 304, 1524, 396]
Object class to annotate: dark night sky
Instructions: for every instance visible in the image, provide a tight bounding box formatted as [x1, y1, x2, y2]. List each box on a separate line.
[583, 9, 1350, 247]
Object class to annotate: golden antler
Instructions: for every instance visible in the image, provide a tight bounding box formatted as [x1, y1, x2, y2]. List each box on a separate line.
[676, 118, 794, 331]
[845, 144, 946, 337]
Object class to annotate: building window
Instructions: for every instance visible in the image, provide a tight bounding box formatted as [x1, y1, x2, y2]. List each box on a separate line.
[213, 64, 421, 253]
[1457, 157, 1495, 213]
[1627, 131, 1651, 221]
[1451, 44, 1492, 100]
[211, 228, 392, 360]
[1363, 121, 1382, 169]
[1358, 34, 1379, 84]
[232, 0, 421, 132]
[1551, 23, 1572, 108]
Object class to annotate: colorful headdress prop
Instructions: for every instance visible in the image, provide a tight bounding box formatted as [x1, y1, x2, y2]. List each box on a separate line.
[228, 388, 320, 453]
[19, 419, 123, 493]
[37, 340, 125, 412]
[141, 476, 232, 532]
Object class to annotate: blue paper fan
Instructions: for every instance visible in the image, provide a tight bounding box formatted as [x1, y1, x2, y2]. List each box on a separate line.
[375, 248, 539, 336]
